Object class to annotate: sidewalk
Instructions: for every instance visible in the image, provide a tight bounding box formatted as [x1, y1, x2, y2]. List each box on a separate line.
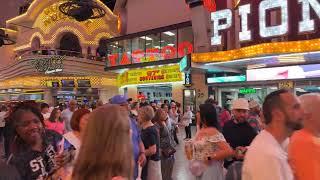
[172, 126, 195, 180]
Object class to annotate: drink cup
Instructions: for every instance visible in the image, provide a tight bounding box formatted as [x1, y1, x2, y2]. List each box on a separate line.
[184, 139, 193, 160]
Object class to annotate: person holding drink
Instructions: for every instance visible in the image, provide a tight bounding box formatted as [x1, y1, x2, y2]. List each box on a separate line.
[185, 103, 234, 180]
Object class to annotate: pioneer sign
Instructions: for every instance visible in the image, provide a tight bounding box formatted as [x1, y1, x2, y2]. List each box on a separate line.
[211, 0, 320, 46]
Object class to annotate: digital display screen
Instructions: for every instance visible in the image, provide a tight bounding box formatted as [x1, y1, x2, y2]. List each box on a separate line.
[247, 64, 320, 81]
[207, 75, 246, 83]
[61, 80, 75, 87]
[77, 80, 91, 87]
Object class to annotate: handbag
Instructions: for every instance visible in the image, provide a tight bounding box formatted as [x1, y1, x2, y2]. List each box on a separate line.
[162, 145, 176, 157]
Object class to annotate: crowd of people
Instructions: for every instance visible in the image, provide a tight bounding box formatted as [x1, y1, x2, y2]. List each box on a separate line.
[187, 89, 320, 180]
[0, 96, 192, 180]
[0, 89, 319, 180]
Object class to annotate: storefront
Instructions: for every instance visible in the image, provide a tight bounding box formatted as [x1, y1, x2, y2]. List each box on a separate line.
[0, 75, 117, 105]
[104, 22, 195, 107]
[0, 0, 119, 105]
[189, 0, 320, 107]
[117, 64, 184, 102]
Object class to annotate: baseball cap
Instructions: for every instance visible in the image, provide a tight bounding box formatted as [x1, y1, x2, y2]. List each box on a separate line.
[232, 98, 249, 110]
[110, 95, 128, 105]
[249, 100, 259, 109]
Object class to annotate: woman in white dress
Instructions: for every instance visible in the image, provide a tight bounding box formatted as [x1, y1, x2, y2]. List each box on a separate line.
[186, 103, 234, 180]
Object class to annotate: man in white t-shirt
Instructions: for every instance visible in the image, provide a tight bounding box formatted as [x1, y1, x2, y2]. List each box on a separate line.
[242, 89, 304, 180]
[62, 100, 78, 133]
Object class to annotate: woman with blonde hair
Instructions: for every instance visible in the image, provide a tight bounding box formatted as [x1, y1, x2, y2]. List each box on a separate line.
[138, 106, 162, 180]
[72, 104, 133, 180]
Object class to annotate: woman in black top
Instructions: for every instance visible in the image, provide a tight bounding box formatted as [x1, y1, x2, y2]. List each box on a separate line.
[138, 106, 162, 180]
[6, 103, 74, 180]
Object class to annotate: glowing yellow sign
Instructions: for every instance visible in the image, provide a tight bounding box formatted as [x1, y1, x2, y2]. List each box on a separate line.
[117, 65, 183, 87]
[192, 38, 320, 63]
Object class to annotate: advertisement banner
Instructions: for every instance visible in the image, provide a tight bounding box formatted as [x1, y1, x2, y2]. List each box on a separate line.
[247, 64, 320, 81]
[117, 65, 182, 87]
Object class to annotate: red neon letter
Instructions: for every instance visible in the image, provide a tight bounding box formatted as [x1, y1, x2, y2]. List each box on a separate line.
[203, 0, 216, 12]
[108, 54, 118, 66]
[120, 53, 131, 65]
[132, 49, 144, 63]
[146, 48, 160, 61]
[178, 41, 193, 57]
[161, 46, 176, 59]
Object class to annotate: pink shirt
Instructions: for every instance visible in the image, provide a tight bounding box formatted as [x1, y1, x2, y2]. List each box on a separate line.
[45, 120, 64, 135]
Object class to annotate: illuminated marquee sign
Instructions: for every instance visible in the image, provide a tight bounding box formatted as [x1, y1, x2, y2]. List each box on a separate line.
[28, 56, 64, 74]
[107, 41, 193, 67]
[117, 65, 182, 86]
[211, 0, 320, 46]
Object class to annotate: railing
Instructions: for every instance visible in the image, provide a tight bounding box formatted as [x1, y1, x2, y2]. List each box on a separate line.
[15, 49, 106, 62]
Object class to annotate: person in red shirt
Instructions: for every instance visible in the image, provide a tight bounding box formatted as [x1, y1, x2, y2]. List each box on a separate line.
[289, 93, 320, 180]
[45, 108, 64, 135]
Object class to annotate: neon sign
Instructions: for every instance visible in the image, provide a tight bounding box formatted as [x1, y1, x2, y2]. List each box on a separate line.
[203, 0, 216, 12]
[211, 0, 320, 46]
[107, 41, 193, 67]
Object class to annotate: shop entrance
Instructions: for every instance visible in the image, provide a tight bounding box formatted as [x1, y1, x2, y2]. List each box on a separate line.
[211, 80, 320, 110]
[137, 84, 172, 103]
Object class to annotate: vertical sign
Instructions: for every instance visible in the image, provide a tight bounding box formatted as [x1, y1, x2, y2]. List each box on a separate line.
[184, 72, 192, 87]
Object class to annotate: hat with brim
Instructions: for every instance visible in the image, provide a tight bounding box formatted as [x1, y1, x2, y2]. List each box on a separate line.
[232, 98, 249, 110]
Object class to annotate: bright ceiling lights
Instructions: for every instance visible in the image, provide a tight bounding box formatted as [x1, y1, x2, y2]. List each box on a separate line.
[140, 36, 153, 41]
[163, 31, 175, 36]
[167, 43, 175, 46]
[278, 55, 305, 63]
[247, 64, 267, 69]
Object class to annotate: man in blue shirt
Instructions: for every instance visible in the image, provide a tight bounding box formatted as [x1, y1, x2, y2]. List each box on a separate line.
[111, 95, 146, 179]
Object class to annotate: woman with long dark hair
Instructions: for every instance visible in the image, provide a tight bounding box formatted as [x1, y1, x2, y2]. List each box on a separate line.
[6, 103, 74, 180]
[153, 109, 175, 180]
[186, 103, 234, 180]
[45, 108, 64, 135]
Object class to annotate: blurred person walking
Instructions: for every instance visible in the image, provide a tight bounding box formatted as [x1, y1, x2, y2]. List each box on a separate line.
[62, 100, 78, 133]
[169, 102, 180, 145]
[138, 106, 162, 180]
[154, 109, 176, 180]
[182, 105, 193, 139]
[289, 93, 320, 180]
[45, 108, 64, 135]
[72, 104, 133, 180]
[242, 89, 304, 180]
[187, 103, 234, 179]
